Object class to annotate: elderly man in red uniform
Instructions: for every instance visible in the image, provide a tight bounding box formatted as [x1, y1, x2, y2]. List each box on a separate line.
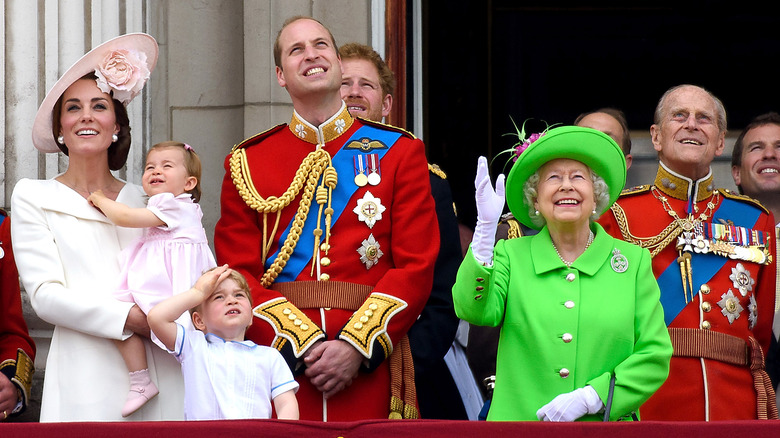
[215, 16, 438, 421]
[599, 84, 777, 420]
[0, 210, 35, 421]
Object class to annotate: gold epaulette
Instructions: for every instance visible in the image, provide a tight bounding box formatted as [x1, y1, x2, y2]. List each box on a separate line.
[230, 124, 287, 153]
[505, 217, 523, 239]
[619, 184, 652, 197]
[428, 163, 447, 180]
[339, 293, 408, 359]
[356, 116, 416, 139]
[253, 298, 325, 358]
[720, 188, 770, 215]
[498, 213, 523, 239]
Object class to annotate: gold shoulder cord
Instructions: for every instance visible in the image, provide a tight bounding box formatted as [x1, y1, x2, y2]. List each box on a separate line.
[610, 202, 681, 258]
[229, 147, 337, 287]
[506, 217, 522, 239]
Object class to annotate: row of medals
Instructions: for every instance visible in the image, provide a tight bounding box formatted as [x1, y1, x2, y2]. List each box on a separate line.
[353, 154, 382, 270]
[354, 154, 380, 187]
[675, 217, 770, 265]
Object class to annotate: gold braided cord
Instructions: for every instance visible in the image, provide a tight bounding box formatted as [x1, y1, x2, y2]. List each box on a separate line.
[310, 164, 338, 275]
[506, 218, 522, 239]
[229, 147, 335, 287]
[609, 188, 720, 258]
[261, 211, 282, 266]
[610, 203, 682, 258]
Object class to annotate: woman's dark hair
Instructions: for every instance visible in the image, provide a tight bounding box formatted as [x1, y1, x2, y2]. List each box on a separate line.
[51, 73, 133, 171]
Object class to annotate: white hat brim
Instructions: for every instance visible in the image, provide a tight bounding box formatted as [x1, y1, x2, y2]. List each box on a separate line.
[32, 33, 159, 153]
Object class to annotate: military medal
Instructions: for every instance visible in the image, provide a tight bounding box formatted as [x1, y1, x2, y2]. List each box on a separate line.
[717, 290, 743, 324]
[704, 222, 771, 265]
[367, 154, 381, 186]
[729, 263, 754, 297]
[748, 295, 758, 329]
[353, 191, 386, 229]
[354, 155, 368, 187]
[610, 248, 628, 273]
[357, 234, 383, 269]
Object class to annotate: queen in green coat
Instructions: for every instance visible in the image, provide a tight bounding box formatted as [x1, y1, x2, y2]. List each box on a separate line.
[454, 126, 672, 421]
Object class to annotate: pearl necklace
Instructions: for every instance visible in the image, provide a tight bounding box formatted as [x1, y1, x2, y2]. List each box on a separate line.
[552, 230, 594, 267]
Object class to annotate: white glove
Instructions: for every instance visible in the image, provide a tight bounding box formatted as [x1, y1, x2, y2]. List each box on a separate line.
[470, 156, 505, 264]
[536, 385, 603, 422]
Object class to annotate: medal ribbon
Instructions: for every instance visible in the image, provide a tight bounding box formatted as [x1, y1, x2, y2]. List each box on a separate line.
[657, 196, 764, 325]
[354, 155, 366, 179]
[267, 125, 402, 282]
[368, 154, 379, 177]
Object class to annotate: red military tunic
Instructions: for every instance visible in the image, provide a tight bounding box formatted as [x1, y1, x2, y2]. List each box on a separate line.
[0, 210, 36, 417]
[215, 104, 438, 421]
[599, 163, 777, 420]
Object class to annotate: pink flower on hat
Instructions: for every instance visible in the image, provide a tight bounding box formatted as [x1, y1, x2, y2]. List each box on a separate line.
[495, 117, 557, 169]
[95, 49, 151, 104]
[513, 132, 545, 162]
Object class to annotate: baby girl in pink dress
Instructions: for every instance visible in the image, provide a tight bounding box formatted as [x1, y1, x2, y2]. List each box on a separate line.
[88, 141, 215, 417]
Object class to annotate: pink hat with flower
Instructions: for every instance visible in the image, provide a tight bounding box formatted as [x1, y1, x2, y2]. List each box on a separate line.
[32, 33, 159, 153]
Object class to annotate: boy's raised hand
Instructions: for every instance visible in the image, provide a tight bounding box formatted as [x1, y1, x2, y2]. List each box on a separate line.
[193, 264, 232, 298]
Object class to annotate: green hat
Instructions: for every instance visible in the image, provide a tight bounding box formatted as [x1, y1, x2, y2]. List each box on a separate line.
[505, 125, 626, 230]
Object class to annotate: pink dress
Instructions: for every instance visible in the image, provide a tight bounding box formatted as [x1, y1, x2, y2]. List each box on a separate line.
[115, 193, 216, 328]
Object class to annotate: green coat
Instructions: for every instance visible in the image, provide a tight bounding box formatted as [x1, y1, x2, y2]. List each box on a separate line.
[453, 223, 672, 421]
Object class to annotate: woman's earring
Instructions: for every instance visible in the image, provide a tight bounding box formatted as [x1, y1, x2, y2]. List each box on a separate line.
[57, 135, 65, 145]
[112, 133, 119, 142]
[592, 208, 597, 215]
[534, 210, 539, 216]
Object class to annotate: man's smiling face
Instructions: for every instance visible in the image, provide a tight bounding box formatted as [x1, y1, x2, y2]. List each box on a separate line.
[275, 18, 342, 99]
[651, 85, 726, 180]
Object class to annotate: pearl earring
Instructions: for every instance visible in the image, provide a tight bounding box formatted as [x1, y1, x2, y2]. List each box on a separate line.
[112, 134, 119, 142]
[534, 210, 539, 216]
[57, 135, 65, 145]
[592, 208, 597, 215]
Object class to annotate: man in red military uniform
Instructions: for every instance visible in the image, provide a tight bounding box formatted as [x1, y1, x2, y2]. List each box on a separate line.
[0, 210, 36, 421]
[215, 16, 438, 421]
[599, 84, 777, 420]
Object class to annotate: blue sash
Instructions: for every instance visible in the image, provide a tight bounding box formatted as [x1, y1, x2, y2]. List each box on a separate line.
[267, 125, 402, 282]
[658, 197, 762, 325]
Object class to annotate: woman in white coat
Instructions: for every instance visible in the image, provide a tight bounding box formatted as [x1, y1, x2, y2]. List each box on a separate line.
[11, 33, 184, 422]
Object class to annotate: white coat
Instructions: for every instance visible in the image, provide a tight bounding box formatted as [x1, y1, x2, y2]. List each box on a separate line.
[11, 178, 184, 422]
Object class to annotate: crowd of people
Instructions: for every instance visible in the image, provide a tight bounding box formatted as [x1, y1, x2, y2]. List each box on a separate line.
[2, 15, 779, 424]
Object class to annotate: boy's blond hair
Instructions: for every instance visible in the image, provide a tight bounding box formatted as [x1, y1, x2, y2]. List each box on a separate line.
[189, 268, 252, 319]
